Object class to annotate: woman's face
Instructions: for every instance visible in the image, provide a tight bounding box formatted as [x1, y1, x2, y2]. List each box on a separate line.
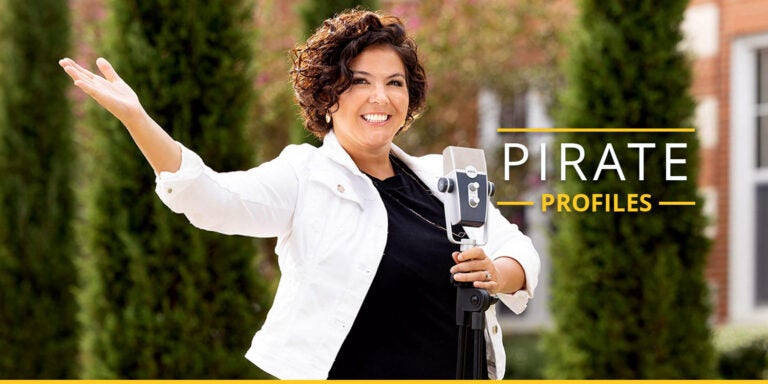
[331, 44, 409, 157]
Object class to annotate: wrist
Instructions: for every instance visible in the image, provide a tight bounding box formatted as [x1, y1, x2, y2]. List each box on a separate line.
[122, 106, 150, 127]
[493, 256, 526, 294]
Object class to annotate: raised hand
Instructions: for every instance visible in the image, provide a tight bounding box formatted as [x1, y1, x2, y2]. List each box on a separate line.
[59, 57, 181, 173]
[59, 57, 144, 126]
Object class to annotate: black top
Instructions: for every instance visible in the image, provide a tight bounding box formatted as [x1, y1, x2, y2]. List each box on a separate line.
[328, 155, 486, 379]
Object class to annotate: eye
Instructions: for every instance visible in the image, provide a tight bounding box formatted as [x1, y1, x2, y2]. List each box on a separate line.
[388, 80, 404, 87]
[352, 78, 368, 85]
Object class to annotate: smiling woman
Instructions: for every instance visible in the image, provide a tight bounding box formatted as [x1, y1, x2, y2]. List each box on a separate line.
[59, 9, 540, 380]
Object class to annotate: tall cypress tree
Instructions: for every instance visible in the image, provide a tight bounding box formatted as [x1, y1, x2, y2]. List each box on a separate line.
[79, 0, 270, 378]
[544, 0, 714, 378]
[0, 0, 77, 378]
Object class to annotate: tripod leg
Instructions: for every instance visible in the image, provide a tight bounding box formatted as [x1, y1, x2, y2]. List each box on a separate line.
[456, 322, 468, 379]
[474, 328, 484, 379]
[471, 311, 485, 379]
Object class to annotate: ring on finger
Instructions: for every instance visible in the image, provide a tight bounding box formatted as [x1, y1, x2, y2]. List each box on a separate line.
[485, 271, 492, 281]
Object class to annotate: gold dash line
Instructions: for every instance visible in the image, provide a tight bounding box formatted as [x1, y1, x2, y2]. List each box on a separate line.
[497, 201, 536, 206]
[658, 201, 697, 206]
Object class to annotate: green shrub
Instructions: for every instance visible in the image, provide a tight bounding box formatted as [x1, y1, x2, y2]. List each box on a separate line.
[544, 0, 714, 378]
[504, 333, 545, 379]
[78, 0, 270, 378]
[715, 325, 768, 379]
[0, 0, 77, 377]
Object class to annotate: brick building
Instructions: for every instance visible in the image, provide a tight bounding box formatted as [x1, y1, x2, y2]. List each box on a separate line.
[682, 0, 768, 325]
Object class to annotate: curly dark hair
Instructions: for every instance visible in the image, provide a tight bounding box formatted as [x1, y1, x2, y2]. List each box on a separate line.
[290, 9, 428, 139]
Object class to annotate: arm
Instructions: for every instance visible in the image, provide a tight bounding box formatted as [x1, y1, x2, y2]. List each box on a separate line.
[62, 57, 303, 238]
[59, 57, 180, 174]
[155, 143, 302, 238]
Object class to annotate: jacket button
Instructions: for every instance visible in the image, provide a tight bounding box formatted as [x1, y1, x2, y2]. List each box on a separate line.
[337, 184, 345, 193]
[167, 188, 173, 194]
[493, 325, 498, 334]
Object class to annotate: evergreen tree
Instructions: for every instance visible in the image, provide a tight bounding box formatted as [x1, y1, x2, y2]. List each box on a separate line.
[544, 0, 714, 378]
[79, 0, 270, 378]
[0, 0, 77, 378]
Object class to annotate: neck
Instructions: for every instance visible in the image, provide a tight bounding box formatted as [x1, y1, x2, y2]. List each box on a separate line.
[350, 148, 394, 180]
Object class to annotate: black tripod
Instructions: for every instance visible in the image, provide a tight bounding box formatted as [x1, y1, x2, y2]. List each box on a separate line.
[436, 146, 497, 379]
[452, 275, 498, 380]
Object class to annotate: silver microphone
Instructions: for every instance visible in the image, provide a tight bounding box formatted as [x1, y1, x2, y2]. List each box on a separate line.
[437, 146, 495, 249]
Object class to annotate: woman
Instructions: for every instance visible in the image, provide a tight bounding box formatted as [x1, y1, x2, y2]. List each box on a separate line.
[59, 9, 539, 380]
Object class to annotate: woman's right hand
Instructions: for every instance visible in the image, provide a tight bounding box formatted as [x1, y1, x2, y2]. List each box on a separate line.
[59, 57, 144, 125]
[59, 57, 181, 174]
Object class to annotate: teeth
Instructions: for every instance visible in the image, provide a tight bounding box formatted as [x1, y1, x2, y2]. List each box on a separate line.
[363, 114, 389, 123]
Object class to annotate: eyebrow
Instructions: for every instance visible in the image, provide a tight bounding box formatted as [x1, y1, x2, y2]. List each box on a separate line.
[352, 70, 406, 80]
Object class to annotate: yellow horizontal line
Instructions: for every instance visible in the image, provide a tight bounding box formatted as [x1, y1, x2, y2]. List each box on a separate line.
[497, 201, 535, 206]
[658, 201, 697, 206]
[497, 128, 696, 133]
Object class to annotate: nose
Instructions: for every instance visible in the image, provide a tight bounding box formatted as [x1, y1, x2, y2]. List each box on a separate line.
[368, 84, 389, 105]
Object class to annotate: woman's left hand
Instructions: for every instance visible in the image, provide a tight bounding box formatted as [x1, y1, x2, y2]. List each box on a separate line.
[450, 247, 503, 295]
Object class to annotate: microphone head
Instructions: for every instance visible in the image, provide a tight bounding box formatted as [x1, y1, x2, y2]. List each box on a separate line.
[440, 146, 490, 229]
[443, 146, 488, 176]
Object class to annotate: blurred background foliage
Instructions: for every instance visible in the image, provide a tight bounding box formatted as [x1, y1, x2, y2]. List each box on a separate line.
[0, 0, 78, 378]
[506, 325, 768, 379]
[545, 0, 714, 379]
[76, 0, 270, 378]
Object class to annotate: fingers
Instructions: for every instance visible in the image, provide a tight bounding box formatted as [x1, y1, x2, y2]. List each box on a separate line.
[453, 247, 486, 262]
[59, 57, 143, 123]
[472, 279, 499, 292]
[59, 57, 120, 85]
[96, 57, 122, 82]
[72, 78, 99, 98]
[453, 270, 491, 282]
[60, 63, 103, 99]
[451, 268, 499, 293]
[59, 58, 96, 81]
[450, 247, 500, 293]
[450, 259, 486, 274]
[59, 57, 123, 102]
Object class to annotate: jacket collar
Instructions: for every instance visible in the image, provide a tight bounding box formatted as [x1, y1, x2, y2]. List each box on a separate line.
[319, 130, 414, 175]
[319, 130, 443, 201]
[318, 130, 365, 177]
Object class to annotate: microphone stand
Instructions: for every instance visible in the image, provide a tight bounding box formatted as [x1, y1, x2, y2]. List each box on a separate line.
[437, 146, 497, 379]
[451, 238, 497, 380]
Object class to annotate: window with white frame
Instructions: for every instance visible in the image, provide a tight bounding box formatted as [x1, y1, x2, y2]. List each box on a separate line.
[756, 48, 768, 306]
[478, 88, 553, 330]
[730, 35, 768, 322]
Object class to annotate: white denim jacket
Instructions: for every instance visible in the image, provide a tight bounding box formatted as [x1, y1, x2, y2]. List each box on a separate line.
[155, 131, 540, 379]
